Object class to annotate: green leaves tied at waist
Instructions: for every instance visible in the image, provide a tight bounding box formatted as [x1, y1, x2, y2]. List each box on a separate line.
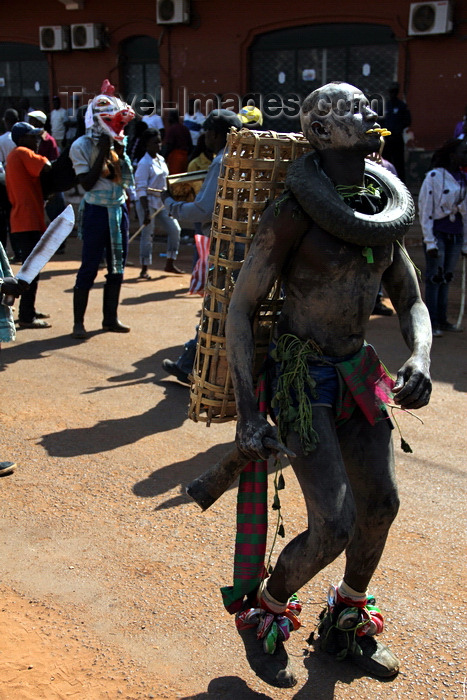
[270, 334, 323, 454]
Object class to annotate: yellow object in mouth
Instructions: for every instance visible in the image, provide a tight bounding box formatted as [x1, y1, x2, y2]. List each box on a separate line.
[366, 127, 392, 137]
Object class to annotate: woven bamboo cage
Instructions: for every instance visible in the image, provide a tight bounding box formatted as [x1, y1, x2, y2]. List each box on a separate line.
[188, 128, 311, 425]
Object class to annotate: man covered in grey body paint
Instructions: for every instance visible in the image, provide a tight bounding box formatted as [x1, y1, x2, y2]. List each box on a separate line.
[225, 82, 432, 688]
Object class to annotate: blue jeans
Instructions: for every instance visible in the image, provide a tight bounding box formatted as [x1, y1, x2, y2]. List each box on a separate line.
[75, 203, 129, 290]
[424, 231, 463, 327]
[176, 328, 199, 375]
[135, 202, 181, 264]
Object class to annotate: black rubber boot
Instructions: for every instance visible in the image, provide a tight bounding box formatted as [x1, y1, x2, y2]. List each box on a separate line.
[72, 287, 89, 339]
[102, 281, 130, 333]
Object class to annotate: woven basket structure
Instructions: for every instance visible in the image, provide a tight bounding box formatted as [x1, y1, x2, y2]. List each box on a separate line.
[188, 128, 311, 425]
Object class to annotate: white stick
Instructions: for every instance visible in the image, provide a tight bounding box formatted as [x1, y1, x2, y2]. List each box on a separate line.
[455, 256, 466, 330]
[128, 205, 164, 244]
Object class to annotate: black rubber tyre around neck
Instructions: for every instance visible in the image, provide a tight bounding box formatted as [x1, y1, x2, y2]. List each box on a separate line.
[285, 153, 415, 247]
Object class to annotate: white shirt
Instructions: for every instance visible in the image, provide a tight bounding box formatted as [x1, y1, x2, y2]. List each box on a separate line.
[0, 131, 15, 165]
[142, 114, 164, 131]
[135, 152, 169, 209]
[418, 167, 467, 253]
[50, 107, 68, 141]
[183, 110, 205, 146]
[70, 135, 116, 193]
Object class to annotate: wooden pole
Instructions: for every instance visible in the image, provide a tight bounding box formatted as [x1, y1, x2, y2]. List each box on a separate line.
[128, 205, 164, 244]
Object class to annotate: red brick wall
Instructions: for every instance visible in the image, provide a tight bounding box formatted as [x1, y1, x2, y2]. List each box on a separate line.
[1, 0, 466, 149]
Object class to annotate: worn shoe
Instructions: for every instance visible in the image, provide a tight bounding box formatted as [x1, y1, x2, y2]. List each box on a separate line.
[317, 589, 399, 678]
[439, 322, 463, 332]
[18, 319, 51, 329]
[0, 461, 15, 476]
[102, 320, 130, 333]
[72, 323, 88, 339]
[138, 272, 152, 280]
[162, 359, 190, 385]
[432, 328, 444, 338]
[372, 301, 393, 316]
[34, 312, 51, 319]
[164, 259, 185, 274]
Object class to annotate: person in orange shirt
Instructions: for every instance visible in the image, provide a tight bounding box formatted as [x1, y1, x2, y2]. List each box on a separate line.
[5, 122, 51, 328]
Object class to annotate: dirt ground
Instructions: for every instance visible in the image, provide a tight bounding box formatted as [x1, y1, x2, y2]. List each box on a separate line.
[0, 229, 465, 700]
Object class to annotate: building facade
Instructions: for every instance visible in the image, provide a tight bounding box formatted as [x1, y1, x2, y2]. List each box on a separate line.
[1, 0, 465, 175]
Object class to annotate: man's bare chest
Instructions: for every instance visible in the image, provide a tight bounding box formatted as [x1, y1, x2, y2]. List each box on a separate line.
[286, 223, 394, 282]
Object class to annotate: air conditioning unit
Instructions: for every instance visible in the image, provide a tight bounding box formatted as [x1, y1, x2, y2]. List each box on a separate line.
[156, 0, 190, 25]
[71, 23, 104, 49]
[39, 26, 70, 51]
[408, 1, 453, 36]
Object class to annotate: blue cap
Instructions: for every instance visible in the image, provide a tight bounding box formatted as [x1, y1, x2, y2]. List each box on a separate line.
[11, 121, 43, 145]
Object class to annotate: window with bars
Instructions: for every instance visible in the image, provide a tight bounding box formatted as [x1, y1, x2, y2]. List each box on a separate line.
[0, 44, 49, 124]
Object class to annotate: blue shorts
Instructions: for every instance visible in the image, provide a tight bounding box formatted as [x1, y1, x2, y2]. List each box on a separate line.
[267, 353, 341, 417]
[266, 338, 393, 440]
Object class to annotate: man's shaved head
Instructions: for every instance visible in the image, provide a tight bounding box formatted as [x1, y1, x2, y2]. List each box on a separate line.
[300, 82, 380, 154]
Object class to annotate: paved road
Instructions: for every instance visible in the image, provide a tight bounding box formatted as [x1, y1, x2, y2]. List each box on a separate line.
[0, 235, 465, 699]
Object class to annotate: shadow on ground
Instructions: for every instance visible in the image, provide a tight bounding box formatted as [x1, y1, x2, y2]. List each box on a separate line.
[133, 440, 235, 508]
[38, 346, 191, 456]
[1, 331, 109, 365]
[39, 383, 189, 458]
[179, 644, 397, 698]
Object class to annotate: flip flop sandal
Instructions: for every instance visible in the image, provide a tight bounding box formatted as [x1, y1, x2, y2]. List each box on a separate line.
[0, 461, 16, 476]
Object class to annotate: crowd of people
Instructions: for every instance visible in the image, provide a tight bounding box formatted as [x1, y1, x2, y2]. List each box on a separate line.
[0, 87, 269, 351]
[0, 82, 464, 344]
[0, 89, 217, 338]
[0, 78, 464, 688]
[0, 85, 464, 430]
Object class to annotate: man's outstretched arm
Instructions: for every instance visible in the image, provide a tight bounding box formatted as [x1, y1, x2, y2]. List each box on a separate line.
[383, 242, 432, 409]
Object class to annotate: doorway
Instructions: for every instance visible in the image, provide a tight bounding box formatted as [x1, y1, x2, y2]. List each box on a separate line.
[249, 24, 398, 132]
[120, 35, 161, 112]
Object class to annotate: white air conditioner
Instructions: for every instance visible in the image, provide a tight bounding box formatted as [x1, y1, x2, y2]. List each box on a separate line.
[408, 1, 453, 36]
[71, 23, 103, 50]
[156, 0, 190, 25]
[39, 26, 70, 51]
